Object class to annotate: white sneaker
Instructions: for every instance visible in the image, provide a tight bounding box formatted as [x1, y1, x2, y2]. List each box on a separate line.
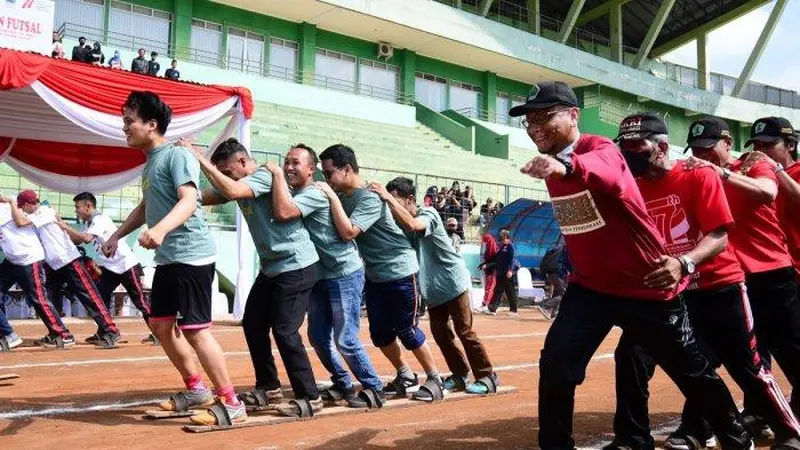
[5, 333, 22, 349]
[481, 308, 496, 316]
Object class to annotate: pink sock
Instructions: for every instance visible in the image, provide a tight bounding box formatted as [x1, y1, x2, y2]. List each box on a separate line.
[184, 374, 206, 392]
[216, 385, 239, 406]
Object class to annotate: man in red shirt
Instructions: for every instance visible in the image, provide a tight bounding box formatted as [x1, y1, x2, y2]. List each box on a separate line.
[511, 82, 751, 450]
[688, 117, 800, 427]
[609, 114, 800, 450]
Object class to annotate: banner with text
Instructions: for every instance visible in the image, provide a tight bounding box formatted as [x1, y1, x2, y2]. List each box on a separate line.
[0, 0, 55, 56]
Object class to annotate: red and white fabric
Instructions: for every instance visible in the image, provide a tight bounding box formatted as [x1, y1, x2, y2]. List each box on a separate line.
[0, 48, 256, 319]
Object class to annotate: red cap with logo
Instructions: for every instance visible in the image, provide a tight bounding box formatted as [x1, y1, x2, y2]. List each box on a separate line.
[16, 190, 39, 207]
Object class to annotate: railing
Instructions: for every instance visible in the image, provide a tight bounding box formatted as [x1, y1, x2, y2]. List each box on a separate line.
[455, 107, 526, 129]
[433, 0, 800, 109]
[59, 23, 416, 106]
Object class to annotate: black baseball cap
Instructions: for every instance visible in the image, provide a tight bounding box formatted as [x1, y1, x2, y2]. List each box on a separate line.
[745, 116, 797, 147]
[508, 82, 578, 117]
[685, 117, 732, 152]
[614, 113, 668, 143]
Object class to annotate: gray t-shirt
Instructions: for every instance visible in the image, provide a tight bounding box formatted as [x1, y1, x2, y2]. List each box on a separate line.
[141, 144, 215, 265]
[293, 185, 362, 280]
[339, 188, 418, 283]
[408, 207, 471, 307]
[234, 169, 319, 277]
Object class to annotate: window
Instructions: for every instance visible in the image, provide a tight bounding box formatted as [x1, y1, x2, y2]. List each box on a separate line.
[358, 59, 399, 101]
[54, 0, 105, 42]
[449, 81, 482, 116]
[415, 72, 447, 111]
[190, 19, 223, 67]
[268, 38, 298, 81]
[227, 28, 264, 75]
[108, 1, 171, 54]
[315, 49, 357, 93]
[496, 92, 525, 126]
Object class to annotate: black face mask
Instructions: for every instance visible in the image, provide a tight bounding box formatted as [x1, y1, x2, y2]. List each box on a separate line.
[623, 151, 652, 177]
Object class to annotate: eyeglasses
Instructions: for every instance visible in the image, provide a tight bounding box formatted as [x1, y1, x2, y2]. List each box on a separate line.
[322, 167, 343, 180]
[522, 108, 572, 128]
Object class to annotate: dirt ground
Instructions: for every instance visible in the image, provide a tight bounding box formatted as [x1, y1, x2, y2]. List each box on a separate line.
[0, 308, 789, 449]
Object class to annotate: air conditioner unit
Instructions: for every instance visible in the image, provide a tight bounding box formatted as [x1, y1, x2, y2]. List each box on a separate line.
[377, 42, 394, 59]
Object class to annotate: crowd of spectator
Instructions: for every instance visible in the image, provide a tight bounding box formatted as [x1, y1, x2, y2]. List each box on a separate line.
[50, 33, 180, 81]
[421, 181, 504, 240]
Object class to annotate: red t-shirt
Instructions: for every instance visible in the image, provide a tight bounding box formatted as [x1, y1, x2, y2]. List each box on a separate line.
[724, 159, 792, 274]
[546, 134, 685, 301]
[637, 162, 744, 290]
[776, 163, 800, 278]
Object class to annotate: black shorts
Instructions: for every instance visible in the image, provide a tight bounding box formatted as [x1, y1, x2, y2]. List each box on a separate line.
[150, 263, 214, 330]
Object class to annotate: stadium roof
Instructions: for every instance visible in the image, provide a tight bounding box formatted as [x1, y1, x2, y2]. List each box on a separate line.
[535, 0, 770, 57]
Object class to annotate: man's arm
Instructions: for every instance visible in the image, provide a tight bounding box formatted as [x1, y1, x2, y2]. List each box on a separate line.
[686, 155, 777, 204]
[138, 184, 197, 250]
[179, 140, 255, 201]
[522, 144, 625, 195]
[201, 188, 228, 206]
[367, 182, 426, 233]
[2, 199, 33, 227]
[684, 229, 728, 265]
[58, 219, 93, 244]
[264, 162, 302, 222]
[776, 170, 800, 204]
[314, 182, 362, 241]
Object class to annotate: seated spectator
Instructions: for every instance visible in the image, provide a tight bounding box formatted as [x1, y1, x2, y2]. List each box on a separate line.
[89, 42, 104, 65]
[71, 36, 87, 62]
[131, 48, 148, 74]
[164, 59, 180, 80]
[51, 32, 64, 59]
[107, 51, 123, 70]
[147, 51, 160, 76]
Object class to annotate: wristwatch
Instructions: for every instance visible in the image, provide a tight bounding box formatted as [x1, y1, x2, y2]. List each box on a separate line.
[775, 163, 785, 173]
[555, 156, 574, 177]
[679, 255, 696, 276]
[721, 168, 732, 181]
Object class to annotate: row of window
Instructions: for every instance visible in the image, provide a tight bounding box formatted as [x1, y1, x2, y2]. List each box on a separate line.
[55, 0, 525, 120]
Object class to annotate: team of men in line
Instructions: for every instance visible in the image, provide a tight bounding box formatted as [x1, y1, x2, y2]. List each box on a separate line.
[512, 81, 800, 450]
[2, 90, 497, 426]
[0, 189, 156, 350]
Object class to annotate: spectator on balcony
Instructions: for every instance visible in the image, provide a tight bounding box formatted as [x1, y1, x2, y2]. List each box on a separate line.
[51, 32, 64, 59]
[461, 185, 475, 225]
[71, 36, 87, 62]
[164, 59, 180, 80]
[434, 191, 446, 217]
[89, 42, 104, 66]
[147, 52, 161, 76]
[131, 48, 148, 74]
[450, 181, 463, 199]
[107, 51, 123, 70]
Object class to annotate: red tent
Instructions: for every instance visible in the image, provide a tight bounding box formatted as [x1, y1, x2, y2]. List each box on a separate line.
[0, 48, 253, 192]
[0, 48, 256, 319]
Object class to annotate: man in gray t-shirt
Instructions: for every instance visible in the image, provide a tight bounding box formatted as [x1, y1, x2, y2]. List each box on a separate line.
[264, 145, 383, 407]
[189, 138, 323, 417]
[317, 144, 444, 402]
[105, 91, 244, 425]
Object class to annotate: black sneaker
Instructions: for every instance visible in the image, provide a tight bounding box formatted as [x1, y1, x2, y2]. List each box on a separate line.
[85, 333, 100, 344]
[61, 334, 76, 347]
[33, 334, 66, 348]
[743, 413, 775, 443]
[94, 332, 121, 349]
[347, 389, 386, 408]
[384, 373, 419, 397]
[664, 431, 717, 450]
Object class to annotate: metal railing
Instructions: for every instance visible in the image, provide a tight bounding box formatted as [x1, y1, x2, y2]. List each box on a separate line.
[59, 23, 416, 106]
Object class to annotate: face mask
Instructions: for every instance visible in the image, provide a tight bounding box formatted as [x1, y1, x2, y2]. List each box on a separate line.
[623, 151, 653, 177]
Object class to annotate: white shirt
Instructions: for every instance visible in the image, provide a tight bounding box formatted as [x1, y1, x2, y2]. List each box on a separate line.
[0, 204, 45, 266]
[26, 206, 80, 270]
[85, 212, 139, 274]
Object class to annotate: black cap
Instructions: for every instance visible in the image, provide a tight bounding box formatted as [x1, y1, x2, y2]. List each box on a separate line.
[508, 82, 578, 117]
[614, 113, 668, 143]
[685, 117, 732, 152]
[745, 116, 796, 147]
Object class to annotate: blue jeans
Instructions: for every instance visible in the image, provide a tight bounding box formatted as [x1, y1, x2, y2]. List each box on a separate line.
[0, 303, 13, 337]
[308, 268, 383, 391]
